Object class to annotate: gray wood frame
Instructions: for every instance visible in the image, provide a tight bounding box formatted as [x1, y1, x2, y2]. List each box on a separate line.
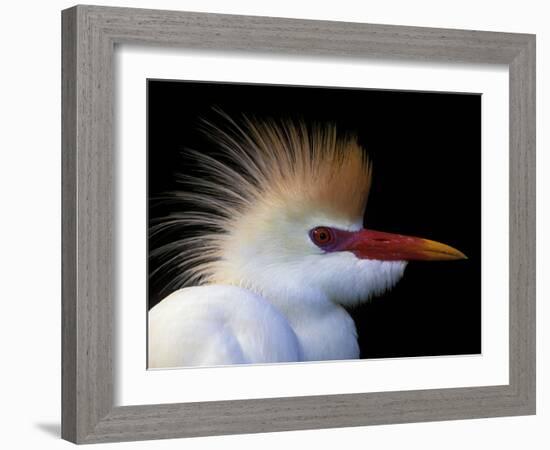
[62, 4, 536, 444]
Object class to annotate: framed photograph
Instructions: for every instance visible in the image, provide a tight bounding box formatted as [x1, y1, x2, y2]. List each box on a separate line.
[62, 5, 535, 444]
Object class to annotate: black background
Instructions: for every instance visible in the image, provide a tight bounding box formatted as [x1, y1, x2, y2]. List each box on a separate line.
[148, 79, 481, 359]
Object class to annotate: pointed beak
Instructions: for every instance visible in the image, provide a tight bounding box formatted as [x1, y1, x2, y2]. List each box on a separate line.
[342, 229, 467, 261]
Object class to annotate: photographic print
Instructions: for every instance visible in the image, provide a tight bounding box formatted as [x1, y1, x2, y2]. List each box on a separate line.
[147, 80, 481, 369]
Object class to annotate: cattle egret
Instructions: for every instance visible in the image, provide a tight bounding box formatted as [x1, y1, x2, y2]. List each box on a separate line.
[148, 116, 466, 368]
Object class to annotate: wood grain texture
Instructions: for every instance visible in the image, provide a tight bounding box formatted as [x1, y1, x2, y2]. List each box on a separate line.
[61, 7, 77, 443]
[61, 4, 536, 444]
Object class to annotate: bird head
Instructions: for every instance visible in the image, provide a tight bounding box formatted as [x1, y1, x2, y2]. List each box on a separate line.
[152, 114, 466, 308]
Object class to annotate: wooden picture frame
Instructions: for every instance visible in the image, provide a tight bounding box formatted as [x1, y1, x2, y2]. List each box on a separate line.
[62, 5, 536, 444]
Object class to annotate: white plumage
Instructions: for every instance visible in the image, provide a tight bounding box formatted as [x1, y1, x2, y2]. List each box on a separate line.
[149, 285, 302, 367]
[148, 115, 465, 368]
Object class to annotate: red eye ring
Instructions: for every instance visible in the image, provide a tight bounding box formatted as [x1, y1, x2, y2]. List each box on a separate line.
[310, 226, 334, 246]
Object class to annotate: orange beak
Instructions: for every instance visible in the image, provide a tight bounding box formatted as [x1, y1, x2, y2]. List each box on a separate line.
[341, 229, 467, 261]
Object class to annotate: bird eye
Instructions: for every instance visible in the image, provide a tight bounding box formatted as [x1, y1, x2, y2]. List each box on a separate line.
[310, 227, 334, 246]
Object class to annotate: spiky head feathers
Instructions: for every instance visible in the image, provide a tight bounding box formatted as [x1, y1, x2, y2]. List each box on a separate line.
[204, 116, 373, 221]
[150, 115, 373, 295]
